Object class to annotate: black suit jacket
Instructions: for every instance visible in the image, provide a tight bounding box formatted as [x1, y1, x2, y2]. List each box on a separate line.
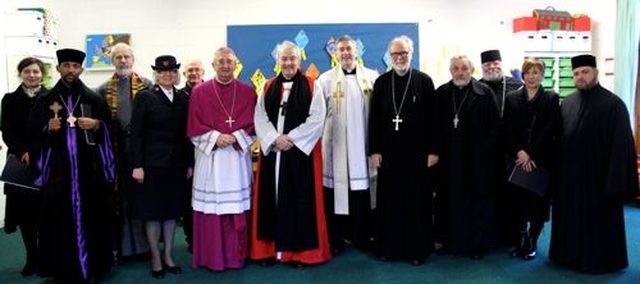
[129, 85, 192, 168]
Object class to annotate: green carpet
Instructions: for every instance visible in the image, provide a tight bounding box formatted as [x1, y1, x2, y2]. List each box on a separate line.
[1, 205, 639, 283]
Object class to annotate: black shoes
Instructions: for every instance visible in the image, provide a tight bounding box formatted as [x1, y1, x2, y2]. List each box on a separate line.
[435, 246, 449, 255]
[511, 236, 537, 260]
[20, 261, 38, 276]
[255, 258, 276, 267]
[151, 268, 165, 279]
[162, 260, 183, 274]
[470, 250, 484, 260]
[522, 238, 537, 261]
[288, 261, 307, 268]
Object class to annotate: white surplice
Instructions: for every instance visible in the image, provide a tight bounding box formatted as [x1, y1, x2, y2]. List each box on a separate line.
[191, 129, 254, 214]
[317, 65, 378, 214]
[254, 80, 326, 199]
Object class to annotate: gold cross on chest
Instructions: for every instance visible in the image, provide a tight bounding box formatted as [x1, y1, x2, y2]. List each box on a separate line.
[49, 102, 62, 119]
[332, 82, 344, 113]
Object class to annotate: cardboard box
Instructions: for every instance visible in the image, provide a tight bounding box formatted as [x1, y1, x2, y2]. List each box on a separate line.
[513, 17, 537, 33]
[574, 16, 591, 31]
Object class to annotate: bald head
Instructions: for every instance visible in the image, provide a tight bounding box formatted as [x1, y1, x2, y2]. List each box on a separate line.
[183, 59, 205, 87]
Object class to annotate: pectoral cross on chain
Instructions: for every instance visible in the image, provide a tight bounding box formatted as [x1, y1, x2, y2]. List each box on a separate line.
[453, 114, 460, 129]
[280, 101, 287, 116]
[332, 82, 344, 113]
[392, 115, 403, 131]
[225, 116, 235, 128]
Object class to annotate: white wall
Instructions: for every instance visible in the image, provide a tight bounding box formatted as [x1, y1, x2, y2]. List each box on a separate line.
[8, 0, 616, 88]
[0, 0, 619, 225]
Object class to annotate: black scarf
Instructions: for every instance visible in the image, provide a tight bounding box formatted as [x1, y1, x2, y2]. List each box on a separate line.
[257, 71, 319, 251]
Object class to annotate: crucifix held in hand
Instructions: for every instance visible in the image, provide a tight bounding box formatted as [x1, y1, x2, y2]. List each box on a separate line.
[332, 82, 344, 113]
[392, 115, 403, 131]
[49, 102, 62, 119]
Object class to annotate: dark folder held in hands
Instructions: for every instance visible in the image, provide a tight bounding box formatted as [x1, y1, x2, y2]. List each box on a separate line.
[508, 165, 549, 197]
[0, 154, 39, 191]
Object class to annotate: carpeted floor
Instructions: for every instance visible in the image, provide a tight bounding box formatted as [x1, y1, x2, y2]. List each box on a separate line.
[1, 204, 639, 284]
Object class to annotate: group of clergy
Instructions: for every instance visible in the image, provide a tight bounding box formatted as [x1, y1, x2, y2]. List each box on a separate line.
[5, 32, 638, 283]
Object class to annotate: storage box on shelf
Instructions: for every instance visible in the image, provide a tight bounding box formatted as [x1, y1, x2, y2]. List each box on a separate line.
[4, 10, 44, 37]
[4, 8, 59, 90]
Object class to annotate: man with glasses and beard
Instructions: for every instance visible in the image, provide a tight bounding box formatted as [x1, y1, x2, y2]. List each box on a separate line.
[368, 35, 440, 266]
[433, 55, 499, 260]
[97, 43, 153, 262]
[550, 54, 638, 274]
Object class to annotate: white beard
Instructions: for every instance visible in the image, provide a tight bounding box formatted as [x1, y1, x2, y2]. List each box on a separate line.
[453, 78, 471, 87]
[482, 71, 502, 82]
[116, 68, 133, 77]
[393, 65, 410, 76]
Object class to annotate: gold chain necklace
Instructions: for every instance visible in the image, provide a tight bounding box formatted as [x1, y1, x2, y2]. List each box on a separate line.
[213, 79, 237, 128]
[58, 94, 81, 127]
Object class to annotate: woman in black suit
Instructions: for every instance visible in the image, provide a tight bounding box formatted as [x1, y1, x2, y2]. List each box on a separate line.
[504, 57, 559, 260]
[1, 57, 48, 276]
[129, 55, 192, 279]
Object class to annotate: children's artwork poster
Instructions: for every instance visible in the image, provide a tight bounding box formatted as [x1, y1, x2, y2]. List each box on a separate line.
[228, 23, 419, 91]
[85, 33, 131, 69]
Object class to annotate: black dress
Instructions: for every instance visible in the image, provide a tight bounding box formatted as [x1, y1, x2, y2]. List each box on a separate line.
[129, 85, 191, 221]
[503, 87, 559, 223]
[1, 85, 47, 233]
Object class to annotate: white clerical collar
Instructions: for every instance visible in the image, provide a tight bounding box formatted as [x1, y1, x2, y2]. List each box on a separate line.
[215, 77, 233, 85]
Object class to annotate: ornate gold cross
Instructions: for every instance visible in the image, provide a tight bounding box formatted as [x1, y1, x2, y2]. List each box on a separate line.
[49, 102, 62, 119]
[332, 82, 344, 113]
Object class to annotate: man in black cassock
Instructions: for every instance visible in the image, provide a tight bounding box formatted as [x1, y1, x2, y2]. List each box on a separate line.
[368, 35, 440, 266]
[433, 55, 499, 260]
[479, 49, 524, 247]
[478, 50, 524, 118]
[28, 48, 115, 283]
[549, 54, 639, 274]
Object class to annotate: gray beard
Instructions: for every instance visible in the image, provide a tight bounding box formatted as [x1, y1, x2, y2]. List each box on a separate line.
[116, 68, 133, 77]
[393, 66, 410, 76]
[482, 71, 502, 82]
[453, 78, 471, 87]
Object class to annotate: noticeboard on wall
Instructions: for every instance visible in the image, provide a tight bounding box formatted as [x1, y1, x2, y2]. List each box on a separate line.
[85, 33, 131, 70]
[227, 23, 419, 91]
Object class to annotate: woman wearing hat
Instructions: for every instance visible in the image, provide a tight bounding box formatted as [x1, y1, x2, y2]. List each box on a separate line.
[129, 55, 192, 279]
[1, 57, 48, 276]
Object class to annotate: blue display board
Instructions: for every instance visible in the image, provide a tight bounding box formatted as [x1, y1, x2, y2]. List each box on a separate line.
[227, 23, 419, 89]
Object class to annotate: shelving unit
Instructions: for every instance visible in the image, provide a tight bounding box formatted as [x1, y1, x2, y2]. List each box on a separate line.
[4, 9, 59, 91]
[529, 53, 582, 99]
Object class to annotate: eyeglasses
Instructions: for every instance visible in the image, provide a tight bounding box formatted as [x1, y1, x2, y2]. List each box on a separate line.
[113, 55, 132, 61]
[390, 51, 409, 58]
